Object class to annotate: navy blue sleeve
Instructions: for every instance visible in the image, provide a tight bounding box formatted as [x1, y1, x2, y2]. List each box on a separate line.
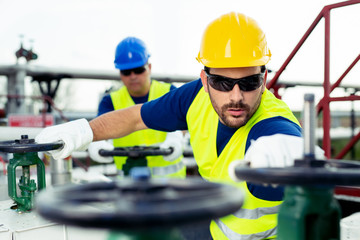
[246, 116, 302, 201]
[97, 95, 114, 116]
[170, 84, 176, 91]
[245, 116, 302, 151]
[141, 79, 203, 131]
[98, 83, 176, 117]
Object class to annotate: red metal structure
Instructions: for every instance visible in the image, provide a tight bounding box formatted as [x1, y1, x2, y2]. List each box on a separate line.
[0, 94, 69, 126]
[267, 0, 360, 159]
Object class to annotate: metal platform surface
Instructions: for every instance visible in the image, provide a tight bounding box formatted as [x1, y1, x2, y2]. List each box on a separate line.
[0, 199, 110, 240]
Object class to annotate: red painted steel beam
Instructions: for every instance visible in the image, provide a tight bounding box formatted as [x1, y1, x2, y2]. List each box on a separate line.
[331, 54, 360, 92]
[329, 96, 360, 102]
[267, 0, 359, 91]
[324, 0, 360, 10]
[336, 131, 360, 159]
[322, 10, 332, 158]
[335, 186, 360, 197]
[266, 10, 324, 90]
[317, 55, 360, 113]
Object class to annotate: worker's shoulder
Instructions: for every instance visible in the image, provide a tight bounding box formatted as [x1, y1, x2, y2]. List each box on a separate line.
[177, 78, 202, 92]
[173, 78, 203, 101]
[251, 116, 302, 138]
[155, 78, 202, 100]
[99, 93, 112, 102]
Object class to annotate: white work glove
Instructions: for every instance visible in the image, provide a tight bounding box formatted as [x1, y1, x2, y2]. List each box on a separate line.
[35, 118, 93, 160]
[88, 140, 114, 163]
[159, 131, 183, 161]
[228, 134, 325, 181]
[245, 134, 325, 168]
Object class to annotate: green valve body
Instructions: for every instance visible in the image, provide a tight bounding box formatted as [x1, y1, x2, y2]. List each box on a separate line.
[277, 185, 341, 240]
[7, 152, 46, 212]
[122, 157, 148, 176]
[107, 229, 184, 240]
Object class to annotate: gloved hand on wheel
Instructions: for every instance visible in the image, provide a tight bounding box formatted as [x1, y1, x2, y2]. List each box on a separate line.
[244, 134, 325, 168]
[228, 134, 325, 181]
[35, 118, 93, 160]
[159, 131, 184, 161]
[88, 140, 114, 163]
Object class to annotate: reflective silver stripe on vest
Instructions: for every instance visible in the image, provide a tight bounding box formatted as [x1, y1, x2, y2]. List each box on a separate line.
[151, 161, 185, 176]
[232, 205, 279, 220]
[214, 218, 277, 240]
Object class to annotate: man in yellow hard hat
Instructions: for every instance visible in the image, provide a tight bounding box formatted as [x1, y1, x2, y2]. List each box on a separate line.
[37, 12, 304, 239]
[87, 37, 186, 178]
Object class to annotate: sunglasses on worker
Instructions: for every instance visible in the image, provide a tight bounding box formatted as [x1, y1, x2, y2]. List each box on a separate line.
[120, 65, 147, 76]
[205, 69, 264, 92]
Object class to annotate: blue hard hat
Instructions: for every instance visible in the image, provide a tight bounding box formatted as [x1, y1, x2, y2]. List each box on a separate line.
[114, 37, 150, 70]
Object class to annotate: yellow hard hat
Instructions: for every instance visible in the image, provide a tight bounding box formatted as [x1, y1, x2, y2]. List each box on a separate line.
[196, 12, 271, 68]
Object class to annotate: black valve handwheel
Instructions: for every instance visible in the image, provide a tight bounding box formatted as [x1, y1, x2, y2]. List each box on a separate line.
[36, 178, 243, 230]
[99, 146, 173, 158]
[235, 159, 360, 186]
[0, 135, 64, 153]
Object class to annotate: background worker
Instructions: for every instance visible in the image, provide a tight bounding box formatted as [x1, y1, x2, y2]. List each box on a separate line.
[36, 12, 317, 239]
[87, 36, 186, 178]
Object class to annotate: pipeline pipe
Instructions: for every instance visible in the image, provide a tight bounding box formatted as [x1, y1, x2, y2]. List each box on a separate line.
[0, 126, 43, 141]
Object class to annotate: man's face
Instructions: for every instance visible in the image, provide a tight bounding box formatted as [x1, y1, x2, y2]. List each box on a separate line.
[201, 66, 266, 128]
[120, 63, 152, 97]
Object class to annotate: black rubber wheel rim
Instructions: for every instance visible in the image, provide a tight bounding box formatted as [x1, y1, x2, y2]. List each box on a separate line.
[235, 159, 360, 186]
[36, 178, 244, 230]
[0, 139, 63, 153]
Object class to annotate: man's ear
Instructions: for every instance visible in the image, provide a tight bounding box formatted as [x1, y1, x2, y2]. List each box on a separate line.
[200, 69, 209, 93]
[264, 68, 268, 84]
[261, 69, 267, 93]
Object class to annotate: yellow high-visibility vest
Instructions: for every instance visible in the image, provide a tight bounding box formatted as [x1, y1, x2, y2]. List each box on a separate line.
[110, 80, 186, 178]
[186, 88, 300, 239]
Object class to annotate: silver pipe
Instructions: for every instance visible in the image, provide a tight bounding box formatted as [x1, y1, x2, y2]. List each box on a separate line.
[50, 157, 72, 186]
[302, 93, 316, 159]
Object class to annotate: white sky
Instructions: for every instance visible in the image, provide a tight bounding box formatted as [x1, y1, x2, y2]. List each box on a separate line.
[0, 0, 359, 112]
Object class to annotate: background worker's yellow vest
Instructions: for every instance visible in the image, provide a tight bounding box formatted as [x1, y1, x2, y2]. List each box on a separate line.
[110, 80, 185, 178]
[186, 88, 300, 240]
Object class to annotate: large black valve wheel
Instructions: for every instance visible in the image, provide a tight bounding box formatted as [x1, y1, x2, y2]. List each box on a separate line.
[0, 135, 63, 153]
[36, 178, 244, 230]
[99, 146, 175, 176]
[235, 159, 360, 186]
[99, 146, 173, 158]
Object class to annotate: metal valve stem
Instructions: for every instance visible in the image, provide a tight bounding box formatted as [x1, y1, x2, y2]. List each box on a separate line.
[302, 93, 316, 162]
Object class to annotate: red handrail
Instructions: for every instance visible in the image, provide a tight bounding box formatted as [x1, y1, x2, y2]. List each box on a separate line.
[267, 0, 360, 159]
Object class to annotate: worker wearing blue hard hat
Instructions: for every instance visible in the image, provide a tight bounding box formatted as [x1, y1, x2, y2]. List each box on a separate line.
[87, 37, 186, 178]
[114, 37, 150, 70]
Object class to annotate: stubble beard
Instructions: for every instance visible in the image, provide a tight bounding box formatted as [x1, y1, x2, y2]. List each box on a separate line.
[209, 91, 263, 129]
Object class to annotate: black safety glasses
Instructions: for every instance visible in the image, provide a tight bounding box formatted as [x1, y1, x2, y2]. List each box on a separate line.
[120, 65, 147, 76]
[205, 70, 264, 92]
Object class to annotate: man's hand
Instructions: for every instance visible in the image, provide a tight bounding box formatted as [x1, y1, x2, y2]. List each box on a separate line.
[88, 140, 114, 163]
[35, 118, 93, 160]
[244, 134, 325, 168]
[159, 131, 183, 161]
[228, 134, 325, 182]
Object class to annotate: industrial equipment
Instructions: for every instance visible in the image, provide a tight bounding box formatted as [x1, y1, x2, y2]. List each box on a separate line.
[36, 173, 243, 240]
[98, 145, 173, 176]
[0, 135, 63, 212]
[235, 94, 360, 240]
[36, 142, 243, 240]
